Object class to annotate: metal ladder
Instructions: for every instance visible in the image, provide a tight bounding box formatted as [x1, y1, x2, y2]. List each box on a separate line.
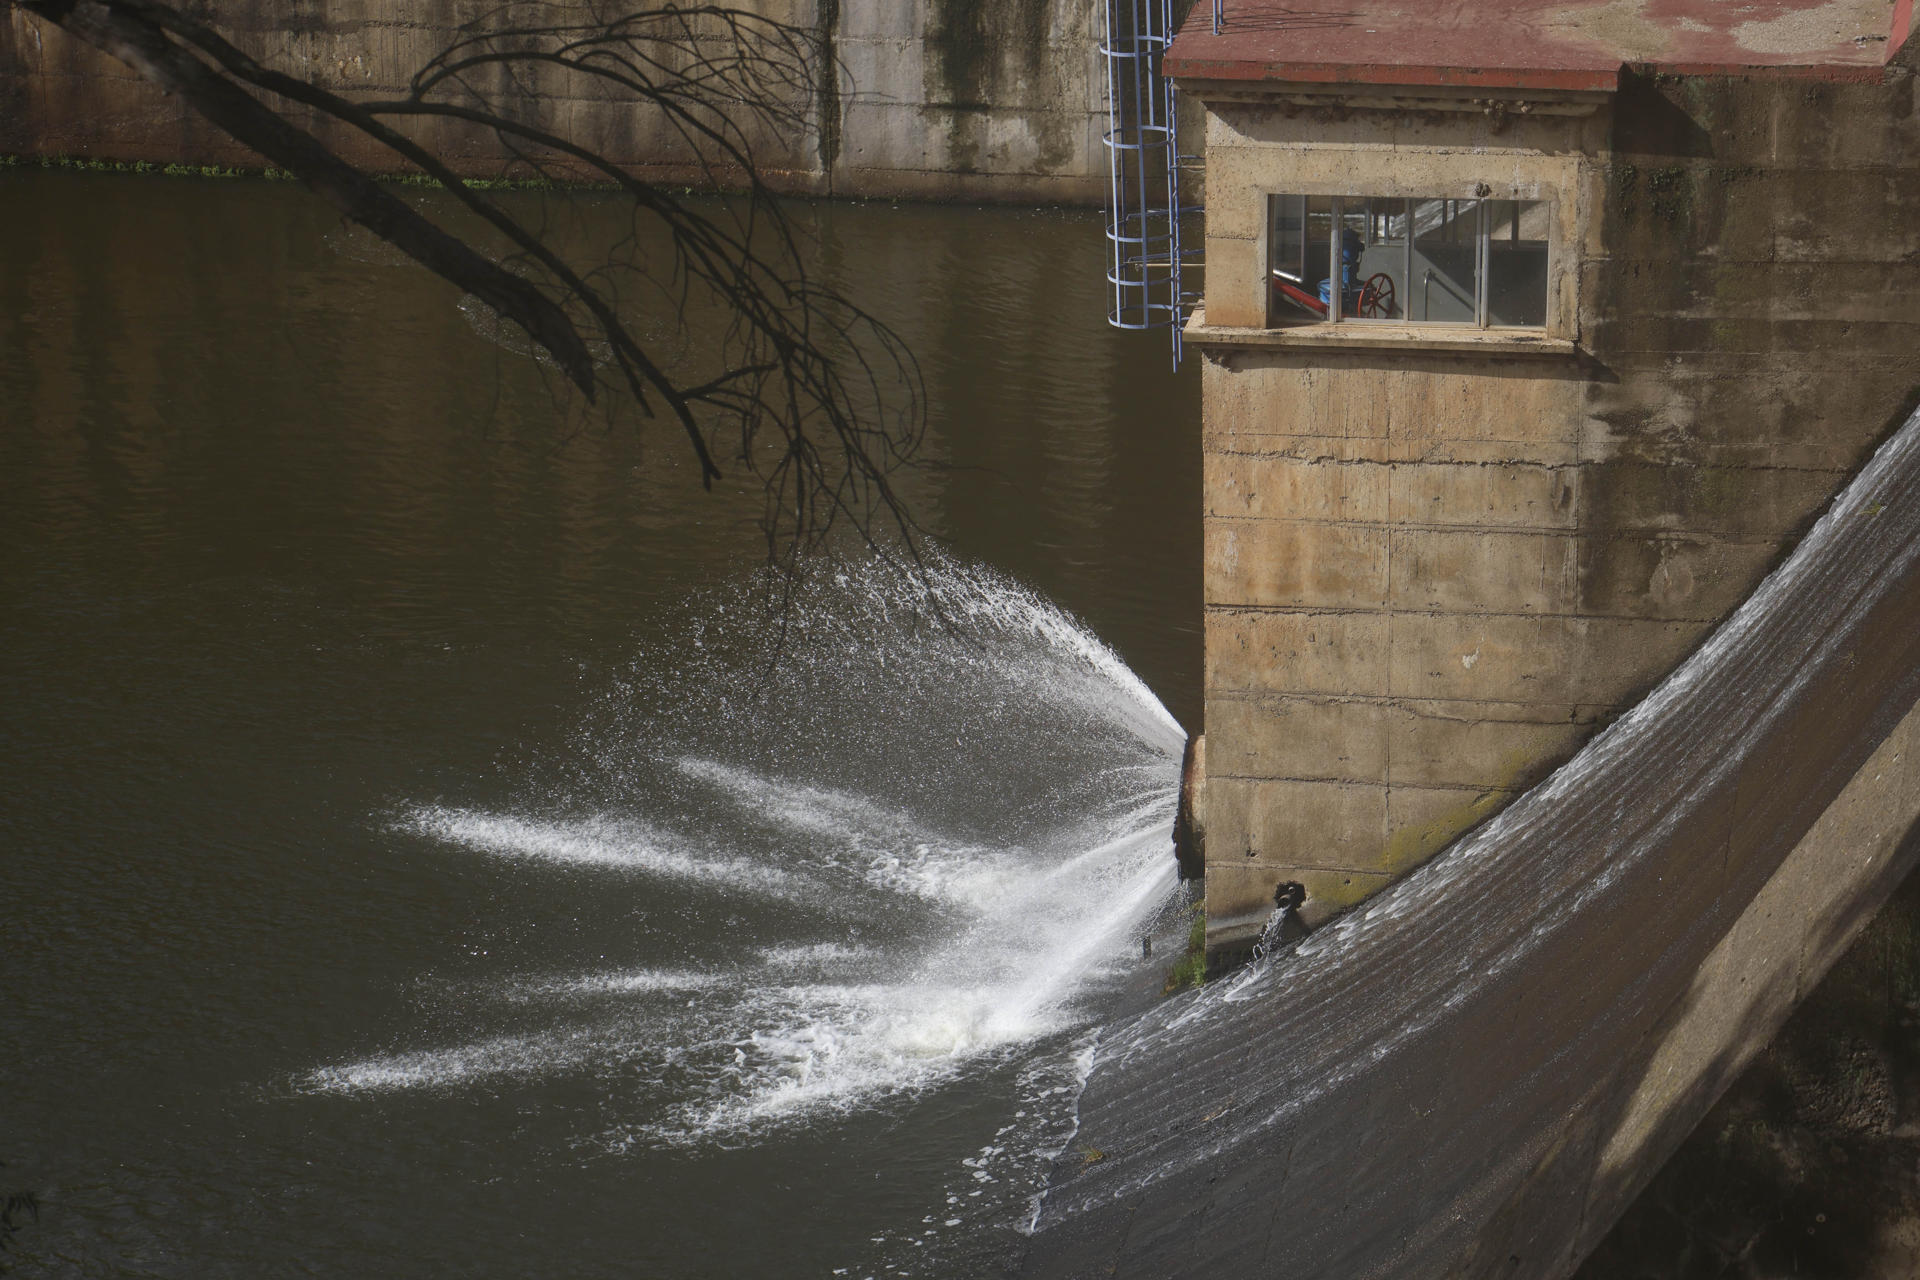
[1100, 0, 1206, 365]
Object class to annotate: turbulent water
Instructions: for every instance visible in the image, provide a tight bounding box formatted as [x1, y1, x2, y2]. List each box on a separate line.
[294, 555, 1187, 1269]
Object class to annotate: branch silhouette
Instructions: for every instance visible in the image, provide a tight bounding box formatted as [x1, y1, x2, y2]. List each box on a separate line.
[13, 0, 926, 563]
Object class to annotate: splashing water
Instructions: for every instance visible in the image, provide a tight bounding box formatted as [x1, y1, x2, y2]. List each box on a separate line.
[298, 552, 1186, 1217]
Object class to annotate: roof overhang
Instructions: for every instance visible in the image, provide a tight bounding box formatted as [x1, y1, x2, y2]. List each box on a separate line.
[1164, 0, 1913, 98]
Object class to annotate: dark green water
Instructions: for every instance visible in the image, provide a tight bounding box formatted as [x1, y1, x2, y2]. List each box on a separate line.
[0, 171, 1201, 1277]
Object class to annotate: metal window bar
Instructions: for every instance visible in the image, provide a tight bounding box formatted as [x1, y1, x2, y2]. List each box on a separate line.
[1404, 199, 1414, 319]
[1328, 197, 1343, 323]
[1474, 200, 1491, 328]
[1102, 0, 1204, 365]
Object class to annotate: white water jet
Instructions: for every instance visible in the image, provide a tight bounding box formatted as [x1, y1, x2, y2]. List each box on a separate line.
[397, 805, 807, 895]
[299, 554, 1186, 1172]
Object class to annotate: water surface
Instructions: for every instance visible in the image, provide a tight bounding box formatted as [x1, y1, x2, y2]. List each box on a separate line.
[0, 171, 1200, 1277]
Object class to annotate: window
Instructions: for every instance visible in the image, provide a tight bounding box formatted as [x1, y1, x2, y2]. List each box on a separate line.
[1268, 195, 1550, 329]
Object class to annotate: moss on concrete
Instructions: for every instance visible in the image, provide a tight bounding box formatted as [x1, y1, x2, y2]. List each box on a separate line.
[1165, 900, 1208, 992]
[1379, 788, 1510, 878]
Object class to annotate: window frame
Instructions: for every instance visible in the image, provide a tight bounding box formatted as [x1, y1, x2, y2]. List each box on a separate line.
[1265, 193, 1555, 334]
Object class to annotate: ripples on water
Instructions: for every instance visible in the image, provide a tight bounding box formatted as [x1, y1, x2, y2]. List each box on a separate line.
[298, 555, 1186, 1271]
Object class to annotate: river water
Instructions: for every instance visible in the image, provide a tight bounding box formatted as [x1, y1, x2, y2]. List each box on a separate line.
[0, 171, 1200, 1277]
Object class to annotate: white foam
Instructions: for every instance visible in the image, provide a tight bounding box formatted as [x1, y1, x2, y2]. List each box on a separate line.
[856, 843, 1029, 910]
[399, 805, 802, 896]
[623, 975, 1086, 1146]
[320, 790, 1178, 1147]
[757, 942, 881, 972]
[613, 821, 1173, 1147]
[500, 968, 723, 1000]
[678, 756, 930, 846]
[676, 756, 1024, 906]
[302, 1027, 599, 1094]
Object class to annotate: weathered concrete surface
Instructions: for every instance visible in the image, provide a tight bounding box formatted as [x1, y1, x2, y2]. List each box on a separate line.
[1017, 397, 1920, 1279]
[1575, 866, 1920, 1277]
[0, 0, 1107, 201]
[1566, 714, 1920, 1267]
[1189, 49, 1920, 946]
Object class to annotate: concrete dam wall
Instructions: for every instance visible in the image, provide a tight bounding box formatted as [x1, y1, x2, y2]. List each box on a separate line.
[0, 0, 1109, 201]
[1020, 394, 1920, 1279]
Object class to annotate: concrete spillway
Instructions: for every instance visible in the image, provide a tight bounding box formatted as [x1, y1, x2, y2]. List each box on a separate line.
[1018, 399, 1920, 1279]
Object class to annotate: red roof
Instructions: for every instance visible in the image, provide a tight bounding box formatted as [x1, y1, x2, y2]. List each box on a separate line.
[1164, 0, 1913, 92]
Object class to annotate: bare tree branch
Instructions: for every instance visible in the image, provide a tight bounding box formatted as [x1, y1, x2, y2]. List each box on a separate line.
[11, 0, 927, 563]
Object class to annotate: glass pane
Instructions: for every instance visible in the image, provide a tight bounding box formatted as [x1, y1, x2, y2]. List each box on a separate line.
[1308, 196, 1338, 313]
[1269, 194, 1306, 282]
[1486, 199, 1549, 327]
[1348, 197, 1406, 321]
[1330, 200, 1368, 320]
[1407, 198, 1480, 324]
[1268, 194, 1309, 321]
[1269, 195, 1334, 321]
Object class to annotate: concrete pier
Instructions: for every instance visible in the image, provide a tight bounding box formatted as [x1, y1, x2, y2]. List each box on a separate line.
[1177, 0, 1920, 955]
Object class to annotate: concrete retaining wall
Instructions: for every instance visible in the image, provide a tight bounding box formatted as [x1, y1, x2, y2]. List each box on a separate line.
[0, 0, 1109, 202]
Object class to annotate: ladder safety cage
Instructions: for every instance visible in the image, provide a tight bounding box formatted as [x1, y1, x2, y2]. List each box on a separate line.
[1102, 0, 1204, 364]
